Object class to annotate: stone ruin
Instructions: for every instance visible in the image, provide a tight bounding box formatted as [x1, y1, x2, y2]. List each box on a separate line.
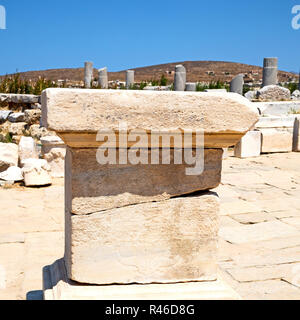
[42, 88, 258, 299]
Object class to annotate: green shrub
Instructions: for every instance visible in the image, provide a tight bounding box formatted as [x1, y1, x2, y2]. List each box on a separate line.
[196, 81, 229, 92]
[159, 75, 168, 86]
[0, 74, 57, 95]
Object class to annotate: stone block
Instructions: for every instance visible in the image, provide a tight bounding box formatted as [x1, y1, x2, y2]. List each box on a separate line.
[21, 159, 52, 187]
[260, 128, 293, 153]
[24, 109, 41, 125]
[255, 116, 296, 129]
[0, 110, 12, 124]
[8, 112, 25, 123]
[234, 131, 261, 158]
[257, 85, 291, 102]
[65, 192, 220, 285]
[41, 136, 66, 178]
[41, 89, 259, 149]
[0, 93, 40, 104]
[66, 147, 223, 215]
[18, 136, 39, 163]
[0, 166, 23, 182]
[257, 101, 300, 116]
[0, 142, 18, 171]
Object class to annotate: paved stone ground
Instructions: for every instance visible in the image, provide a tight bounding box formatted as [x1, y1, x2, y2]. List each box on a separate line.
[0, 152, 299, 300]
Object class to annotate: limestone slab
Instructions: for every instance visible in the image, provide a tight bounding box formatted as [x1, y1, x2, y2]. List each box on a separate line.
[255, 116, 296, 129]
[41, 89, 259, 148]
[66, 148, 222, 215]
[220, 221, 299, 244]
[65, 192, 219, 285]
[234, 130, 261, 158]
[260, 128, 293, 153]
[43, 259, 241, 300]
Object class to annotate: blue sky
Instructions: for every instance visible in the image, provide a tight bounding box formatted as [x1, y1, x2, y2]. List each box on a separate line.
[0, 0, 299, 75]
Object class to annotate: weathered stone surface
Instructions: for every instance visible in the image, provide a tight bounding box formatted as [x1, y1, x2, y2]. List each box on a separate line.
[65, 192, 219, 285]
[126, 70, 135, 89]
[0, 93, 40, 104]
[41, 89, 259, 148]
[293, 117, 300, 152]
[98, 67, 108, 89]
[0, 143, 18, 171]
[244, 90, 257, 101]
[257, 85, 291, 101]
[0, 110, 12, 124]
[84, 62, 93, 89]
[41, 137, 66, 178]
[21, 159, 52, 187]
[230, 74, 244, 95]
[41, 136, 66, 178]
[234, 131, 261, 158]
[66, 148, 223, 215]
[257, 101, 300, 116]
[44, 259, 241, 300]
[24, 109, 41, 125]
[262, 57, 278, 87]
[8, 113, 25, 123]
[185, 83, 196, 91]
[19, 136, 39, 163]
[255, 116, 296, 129]
[220, 221, 299, 244]
[2, 122, 27, 136]
[291, 90, 300, 100]
[0, 166, 23, 182]
[260, 128, 293, 153]
[174, 65, 186, 91]
[27, 124, 50, 140]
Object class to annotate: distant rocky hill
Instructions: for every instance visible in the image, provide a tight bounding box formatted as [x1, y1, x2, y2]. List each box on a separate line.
[0, 61, 298, 84]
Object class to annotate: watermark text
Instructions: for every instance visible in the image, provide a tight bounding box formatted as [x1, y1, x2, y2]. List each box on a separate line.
[0, 5, 6, 30]
[292, 5, 300, 30]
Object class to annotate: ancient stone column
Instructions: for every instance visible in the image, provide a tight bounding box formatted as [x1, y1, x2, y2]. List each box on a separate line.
[98, 67, 108, 89]
[174, 65, 186, 91]
[262, 57, 278, 87]
[84, 62, 93, 89]
[126, 70, 135, 89]
[230, 74, 244, 95]
[185, 83, 196, 92]
[41, 89, 258, 300]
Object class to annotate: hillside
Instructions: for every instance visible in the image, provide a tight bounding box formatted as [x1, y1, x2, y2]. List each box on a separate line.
[0, 61, 298, 84]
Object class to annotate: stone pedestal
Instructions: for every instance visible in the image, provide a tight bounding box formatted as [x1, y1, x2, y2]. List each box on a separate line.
[41, 89, 258, 299]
